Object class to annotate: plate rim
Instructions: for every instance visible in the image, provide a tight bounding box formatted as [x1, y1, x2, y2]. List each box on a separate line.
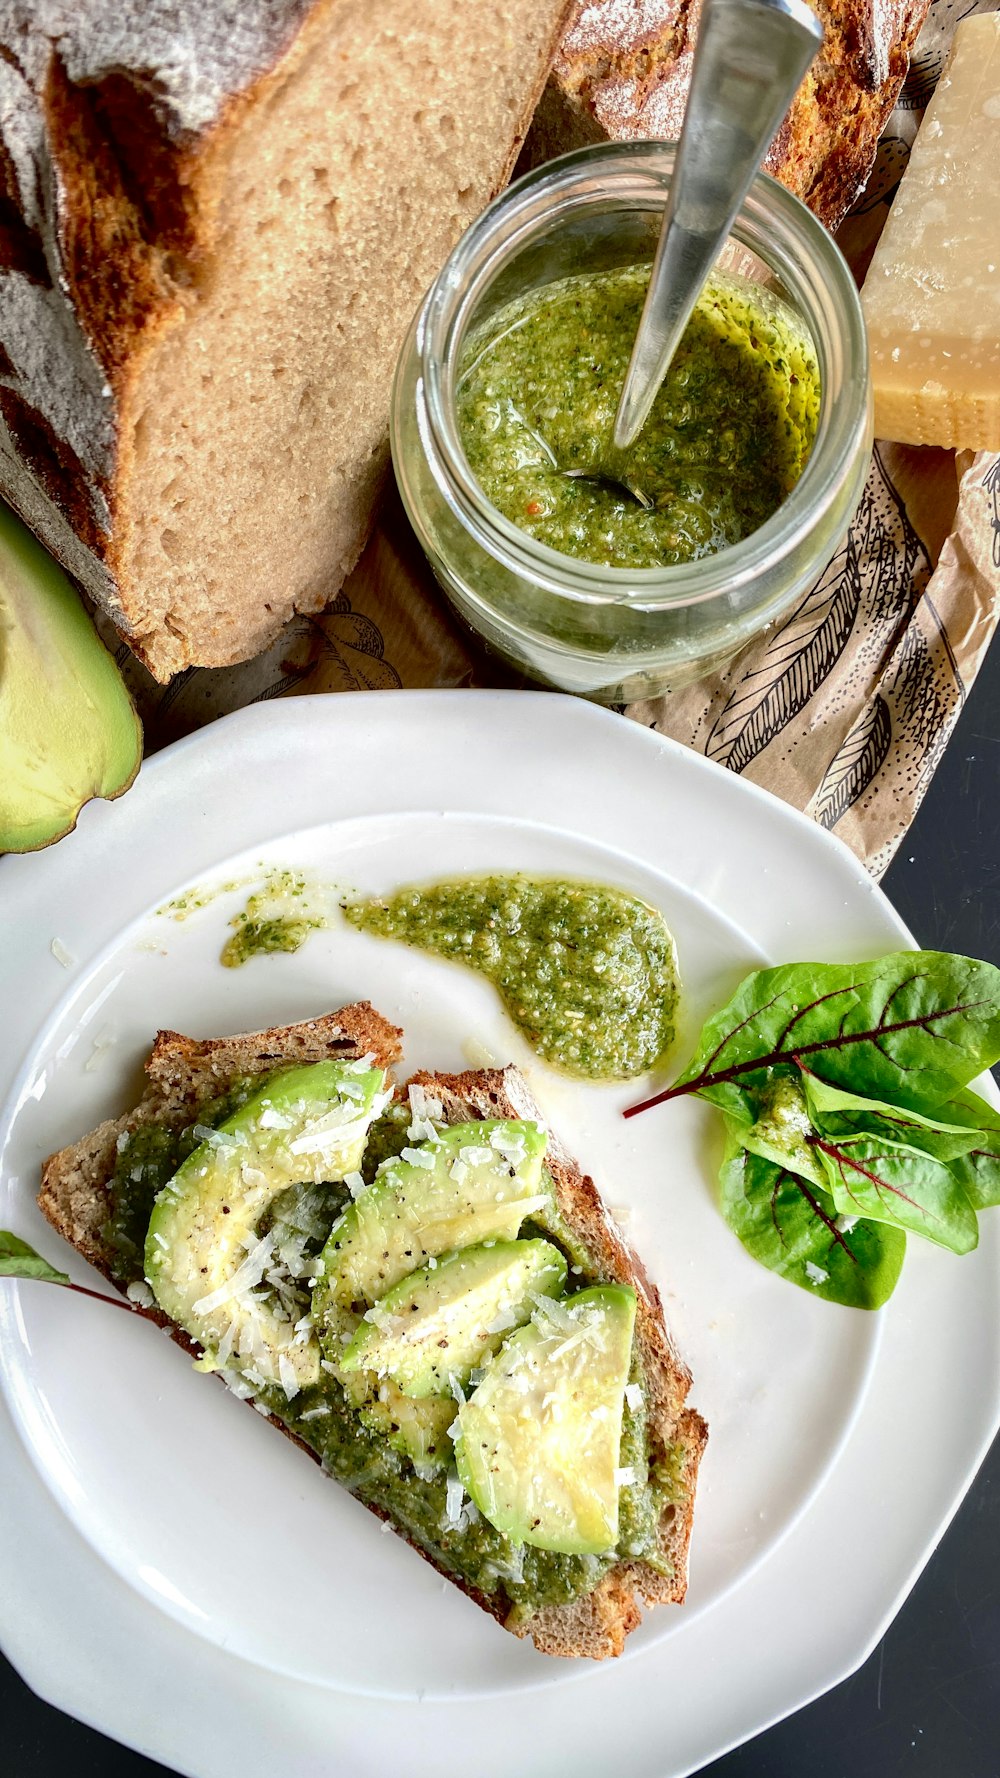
[2, 688, 998, 1778]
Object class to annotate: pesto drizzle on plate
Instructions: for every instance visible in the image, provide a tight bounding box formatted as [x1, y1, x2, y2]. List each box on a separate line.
[457, 264, 820, 570]
[344, 875, 679, 1080]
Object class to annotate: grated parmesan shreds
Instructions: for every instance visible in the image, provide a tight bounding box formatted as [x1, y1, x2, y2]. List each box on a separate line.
[444, 1473, 466, 1529]
[50, 937, 75, 968]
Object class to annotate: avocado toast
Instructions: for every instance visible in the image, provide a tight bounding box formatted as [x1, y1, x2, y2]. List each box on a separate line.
[38, 1004, 706, 1660]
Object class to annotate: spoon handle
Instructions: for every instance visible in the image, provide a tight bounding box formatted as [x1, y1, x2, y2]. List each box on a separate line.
[612, 0, 823, 455]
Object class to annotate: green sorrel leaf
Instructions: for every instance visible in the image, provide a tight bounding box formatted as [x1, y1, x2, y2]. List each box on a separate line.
[0, 1230, 70, 1284]
[800, 1069, 987, 1163]
[627, 952, 1000, 1122]
[718, 1133, 905, 1309]
[811, 1134, 979, 1255]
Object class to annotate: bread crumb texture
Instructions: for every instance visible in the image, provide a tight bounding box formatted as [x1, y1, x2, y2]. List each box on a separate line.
[0, 0, 570, 678]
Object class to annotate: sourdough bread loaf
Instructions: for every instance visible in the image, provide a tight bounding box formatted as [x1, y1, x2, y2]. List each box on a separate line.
[0, 0, 570, 680]
[524, 0, 931, 230]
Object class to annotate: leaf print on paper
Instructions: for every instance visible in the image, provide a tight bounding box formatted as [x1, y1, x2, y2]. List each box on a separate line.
[851, 445, 930, 633]
[704, 532, 861, 771]
[308, 598, 403, 692]
[883, 594, 965, 788]
[813, 695, 893, 831]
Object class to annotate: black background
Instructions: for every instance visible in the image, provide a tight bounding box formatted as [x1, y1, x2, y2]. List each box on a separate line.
[3, 639, 999, 1778]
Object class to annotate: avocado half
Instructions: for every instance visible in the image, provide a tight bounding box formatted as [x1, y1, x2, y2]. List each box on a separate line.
[0, 502, 142, 852]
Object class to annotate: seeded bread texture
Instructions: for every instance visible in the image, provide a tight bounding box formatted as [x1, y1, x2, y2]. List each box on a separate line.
[0, 0, 572, 680]
[38, 1018, 704, 1661]
[524, 0, 931, 231]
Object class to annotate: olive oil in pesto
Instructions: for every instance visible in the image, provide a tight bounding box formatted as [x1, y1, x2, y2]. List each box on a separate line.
[220, 871, 328, 968]
[457, 264, 820, 569]
[345, 875, 679, 1080]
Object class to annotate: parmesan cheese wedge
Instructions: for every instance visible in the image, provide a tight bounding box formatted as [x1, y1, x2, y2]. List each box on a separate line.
[861, 14, 1000, 450]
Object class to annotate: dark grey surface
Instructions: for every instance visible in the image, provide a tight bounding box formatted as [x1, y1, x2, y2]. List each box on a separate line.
[3, 640, 998, 1778]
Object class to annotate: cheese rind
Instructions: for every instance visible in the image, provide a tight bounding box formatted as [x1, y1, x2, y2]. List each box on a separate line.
[860, 14, 1000, 450]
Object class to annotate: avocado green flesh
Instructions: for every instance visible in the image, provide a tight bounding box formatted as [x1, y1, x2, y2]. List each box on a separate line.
[114, 1091, 674, 1616]
[314, 1120, 549, 1329]
[341, 1239, 568, 1397]
[105, 1077, 264, 1285]
[253, 1373, 619, 1609]
[0, 500, 141, 852]
[457, 1286, 638, 1555]
[145, 1062, 386, 1390]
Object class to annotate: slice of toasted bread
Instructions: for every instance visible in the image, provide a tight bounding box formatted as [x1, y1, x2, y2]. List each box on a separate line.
[38, 1010, 705, 1660]
[38, 1003, 403, 1280]
[409, 1065, 707, 1658]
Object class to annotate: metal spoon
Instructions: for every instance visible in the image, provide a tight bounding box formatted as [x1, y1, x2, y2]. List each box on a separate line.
[566, 0, 823, 508]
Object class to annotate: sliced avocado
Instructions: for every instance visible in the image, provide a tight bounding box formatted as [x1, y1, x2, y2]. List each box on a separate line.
[145, 1060, 387, 1391]
[314, 1120, 549, 1330]
[0, 501, 141, 852]
[341, 1239, 568, 1397]
[457, 1285, 637, 1556]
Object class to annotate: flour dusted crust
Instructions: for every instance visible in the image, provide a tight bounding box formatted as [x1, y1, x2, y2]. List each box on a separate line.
[38, 1018, 705, 1661]
[525, 0, 932, 230]
[0, 0, 572, 678]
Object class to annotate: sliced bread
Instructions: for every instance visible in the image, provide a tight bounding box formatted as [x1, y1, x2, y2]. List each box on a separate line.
[38, 1008, 705, 1660]
[0, 0, 572, 680]
[525, 0, 931, 231]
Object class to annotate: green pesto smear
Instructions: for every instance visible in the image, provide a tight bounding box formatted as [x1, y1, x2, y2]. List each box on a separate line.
[109, 1090, 681, 1615]
[457, 264, 820, 570]
[220, 871, 328, 968]
[344, 876, 679, 1080]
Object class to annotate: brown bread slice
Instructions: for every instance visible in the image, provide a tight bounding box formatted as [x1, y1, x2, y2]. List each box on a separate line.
[524, 0, 931, 231]
[0, 0, 573, 680]
[38, 1015, 705, 1660]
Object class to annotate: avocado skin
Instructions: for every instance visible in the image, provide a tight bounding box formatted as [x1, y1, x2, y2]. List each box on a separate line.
[0, 500, 141, 852]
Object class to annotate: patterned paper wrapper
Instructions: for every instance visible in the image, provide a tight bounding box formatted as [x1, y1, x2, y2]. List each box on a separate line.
[119, 0, 999, 881]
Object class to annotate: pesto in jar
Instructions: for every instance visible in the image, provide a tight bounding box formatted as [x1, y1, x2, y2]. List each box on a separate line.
[344, 875, 679, 1080]
[456, 264, 820, 569]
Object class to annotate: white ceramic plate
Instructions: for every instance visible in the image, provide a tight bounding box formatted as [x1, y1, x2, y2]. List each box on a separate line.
[1, 692, 997, 1776]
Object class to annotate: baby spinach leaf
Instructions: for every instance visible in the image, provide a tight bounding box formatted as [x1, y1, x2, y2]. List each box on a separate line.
[811, 1135, 979, 1255]
[718, 1133, 905, 1309]
[0, 1230, 70, 1284]
[626, 952, 1000, 1122]
[800, 1069, 986, 1163]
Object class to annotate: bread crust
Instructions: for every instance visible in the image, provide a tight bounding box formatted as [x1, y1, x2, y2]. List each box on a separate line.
[0, 0, 575, 680]
[38, 1011, 704, 1661]
[526, 0, 932, 231]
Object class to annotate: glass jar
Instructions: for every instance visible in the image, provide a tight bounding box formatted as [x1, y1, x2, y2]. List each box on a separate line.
[391, 143, 872, 704]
